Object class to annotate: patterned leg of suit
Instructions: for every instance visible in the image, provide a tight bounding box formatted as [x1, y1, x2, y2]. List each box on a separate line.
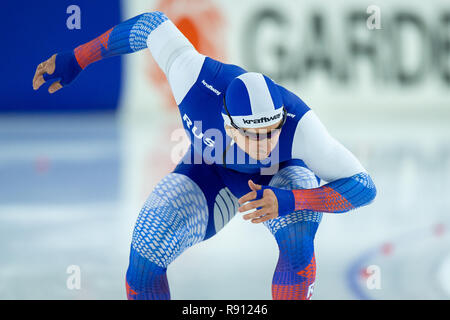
[264, 166, 322, 300]
[125, 173, 209, 300]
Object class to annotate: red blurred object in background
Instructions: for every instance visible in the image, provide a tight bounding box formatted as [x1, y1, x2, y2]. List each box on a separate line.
[147, 0, 227, 108]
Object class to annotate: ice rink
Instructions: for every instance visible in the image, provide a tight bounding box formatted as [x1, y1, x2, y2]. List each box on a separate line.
[1, 108, 449, 300]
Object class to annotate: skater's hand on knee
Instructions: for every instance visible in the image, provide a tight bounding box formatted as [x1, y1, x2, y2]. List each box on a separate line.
[238, 180, 279, 223]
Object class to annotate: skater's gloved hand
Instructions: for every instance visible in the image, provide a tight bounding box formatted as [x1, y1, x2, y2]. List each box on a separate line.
[238, 180, 295, 223]
[33, 52, 82, 94]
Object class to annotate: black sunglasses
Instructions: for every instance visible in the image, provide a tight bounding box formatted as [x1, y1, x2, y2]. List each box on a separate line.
[223, 95, 287, 141]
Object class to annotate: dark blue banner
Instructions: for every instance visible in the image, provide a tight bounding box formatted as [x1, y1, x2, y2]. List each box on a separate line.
[0, 0, 122, 112]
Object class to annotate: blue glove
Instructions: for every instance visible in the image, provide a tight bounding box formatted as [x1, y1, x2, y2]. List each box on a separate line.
[255, 186, 295, 217]
[43, 51, 82, 86]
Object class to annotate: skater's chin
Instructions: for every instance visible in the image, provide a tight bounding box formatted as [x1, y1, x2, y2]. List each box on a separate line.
[247, 149, 271, 161]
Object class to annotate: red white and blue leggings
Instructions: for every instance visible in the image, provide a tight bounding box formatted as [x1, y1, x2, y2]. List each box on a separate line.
[126, 160, 321, 300]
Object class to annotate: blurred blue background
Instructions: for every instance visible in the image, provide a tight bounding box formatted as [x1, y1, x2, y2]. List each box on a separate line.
[0, 0, 121, 112]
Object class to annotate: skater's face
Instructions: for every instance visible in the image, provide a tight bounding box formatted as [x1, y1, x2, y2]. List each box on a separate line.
[225, 120, 282, 160]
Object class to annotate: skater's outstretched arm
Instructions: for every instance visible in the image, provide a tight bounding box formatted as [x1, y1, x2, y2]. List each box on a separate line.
[33, 11, 204, 99]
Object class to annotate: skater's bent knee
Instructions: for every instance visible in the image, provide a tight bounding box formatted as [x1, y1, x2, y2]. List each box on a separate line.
[130, 173, 209, 268]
